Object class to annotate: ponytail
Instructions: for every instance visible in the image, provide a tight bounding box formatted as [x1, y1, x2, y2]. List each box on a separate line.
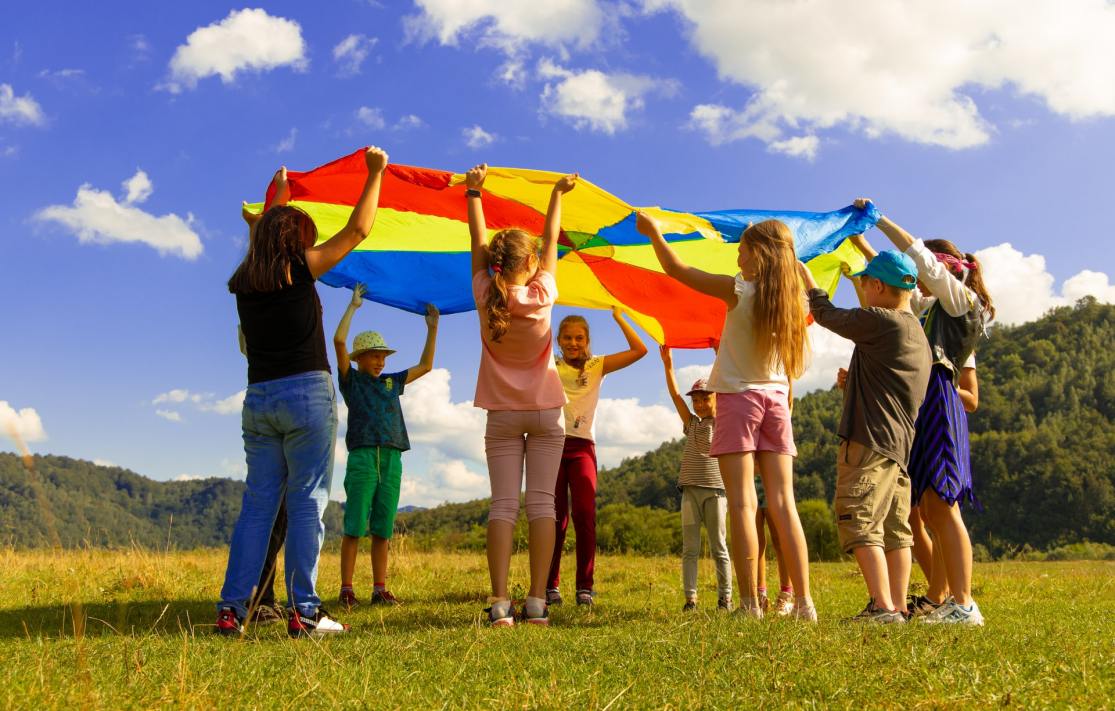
[484, 229, 538, 342]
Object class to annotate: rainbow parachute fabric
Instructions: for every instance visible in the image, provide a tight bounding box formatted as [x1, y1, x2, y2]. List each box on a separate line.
[254, 149, 879, 348]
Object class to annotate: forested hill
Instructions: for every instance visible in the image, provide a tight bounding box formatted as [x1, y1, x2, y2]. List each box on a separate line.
[2, 299, 1112, 553]
[0, 455, 345, 548]
[400, 298, 1115, 555]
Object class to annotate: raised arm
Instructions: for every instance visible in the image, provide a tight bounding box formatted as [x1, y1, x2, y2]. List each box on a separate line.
[465, 164, 489, 275]
[602, 307, 648, 375]
[659, 346, 692, 428]
[854, 199, 916, 252]
[800, 261, 878, 342]
[305, 146, 389, 279]
[405, 305, 440, 384]
[333, 284, 365, 379]
[636, 211, 736, 306]
[540, 174, 578, 274]
[845, 234, 877, 307]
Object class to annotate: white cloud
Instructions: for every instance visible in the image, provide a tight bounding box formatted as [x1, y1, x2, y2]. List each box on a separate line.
[333, 34, 377, 75]
[594, 398, 680, 467]
[34, 169, 202, 260]
[204, 390, 246, 415]
[92, 458, 116, 467]
[768, 134, 819, 161]
[404, 0, 604, 51]
[155, 410, 183, 422]
[175, 474, 206, 481]
[164, 8, 306, 92]
[356, 106, 386, 129]
[0, 83, 45, 126]
[975, 243, 1115, 325]
[151, 388, 245, 416]
[401, 368, 487, 463]
[273, 127, 297, 153]
[0, 401, 46, 443]
[395, 114, 426, 130]
[400, 456, 491, 508]
[538, 59, 673, 134]
[655, 0, 1115, 155]
[799, 325, 856, 396]
[121, 169, 153, 204]
[463, 124, 497, 149]
[675, 364, 712, 393]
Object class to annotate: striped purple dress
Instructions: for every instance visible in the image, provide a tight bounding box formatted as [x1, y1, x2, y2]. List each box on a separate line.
[909, 363, 979, 509]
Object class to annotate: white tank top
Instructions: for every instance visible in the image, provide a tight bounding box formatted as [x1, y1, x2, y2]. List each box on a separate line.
[556, 356, 605, 441]
[707, 275, 790, 394]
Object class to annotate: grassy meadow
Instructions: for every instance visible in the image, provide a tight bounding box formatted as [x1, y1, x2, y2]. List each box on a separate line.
[0, 544, 1111, 709]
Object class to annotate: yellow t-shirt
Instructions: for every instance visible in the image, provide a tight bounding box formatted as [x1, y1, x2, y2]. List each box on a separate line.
[556, 356, 605, 441]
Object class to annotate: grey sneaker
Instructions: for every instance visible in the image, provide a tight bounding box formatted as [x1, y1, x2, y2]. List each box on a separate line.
[682, 599, 697, 612]
[849, 599, 906, 624]
[575, 589, 595, 606]
[921, 597, 984, 626]
[546, 588, 563, 606]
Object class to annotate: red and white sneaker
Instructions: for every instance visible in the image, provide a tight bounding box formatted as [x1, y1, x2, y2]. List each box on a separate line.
[288, 607, 351, 638]
[215, 607, 244, 637]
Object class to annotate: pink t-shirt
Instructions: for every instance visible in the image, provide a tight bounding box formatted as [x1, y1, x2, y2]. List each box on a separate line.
[472, 270, 567, 411]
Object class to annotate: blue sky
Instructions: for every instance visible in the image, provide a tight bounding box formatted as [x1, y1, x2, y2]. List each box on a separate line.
[3, 1, 1114, 506]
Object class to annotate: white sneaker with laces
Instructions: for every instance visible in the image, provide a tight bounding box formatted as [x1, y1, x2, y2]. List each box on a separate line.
[922, 597, 985, 626]
[774, 592, 795, 617]
[791, 604, 818, 622]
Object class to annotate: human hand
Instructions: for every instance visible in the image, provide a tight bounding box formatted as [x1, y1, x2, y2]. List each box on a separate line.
[840, 262, 853, 277]
[836, 367, 848, 390]
[270, 166, 291, 206]
[635, 211, 659, 238]
[425, 303, 440, 328]
[465, 163, 487, 190]
[350, 283, 365, 308]
[659, 345, 672, 366]
[853, 198, 874, 211]
[241, 201, 263, 227]
[554, 173, 578, 194]
[612, 305, 625, 320]
[365, 145, 389, 174]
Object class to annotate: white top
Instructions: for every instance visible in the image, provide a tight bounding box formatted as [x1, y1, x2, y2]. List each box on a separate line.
[556, 355, 605, 441]
[707, 275, 790, 394]
[906, 239, 978, 318]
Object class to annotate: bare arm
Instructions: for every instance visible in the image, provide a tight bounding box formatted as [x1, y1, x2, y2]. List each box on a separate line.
[846, 234, 876, 307]
[958, 366, 979, 412]
[305, 146, 389, 279]
[333, 284, 364, 379]
[636, 211, 736, 306]
[659, 346, 692, 428]
[540, 173, 578, 274]
[602, 307, 648, 375]
[405, 305, 440, 383]
[853, 198, 916, 252]
[466, 164, 489, 275]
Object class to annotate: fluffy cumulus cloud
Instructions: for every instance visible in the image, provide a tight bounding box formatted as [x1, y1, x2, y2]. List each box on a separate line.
[594, 398, 681, 467]
[800, 325, 855, 395]
[404, 0, 603, 51]
[463, 124, 497, 149]
[0, 401, 47, 443]
[355, 106, 386, 129]
[164, 9, 306, 92]
[333, 33, 377, 75]
[0, 83, 45, 125]
[151, 388, 246, 419]
[273, 127, 297, 153]
[34, 169, 202, 260]
[538, 59, 674, 134]
[653, 0, 1115, 155]
[975, 243, 1115, 325]
[400, 457, 491, 508]
[400, 369, 487, 463]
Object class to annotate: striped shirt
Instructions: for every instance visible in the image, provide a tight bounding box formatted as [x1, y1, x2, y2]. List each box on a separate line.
[679, 416, 724, 489]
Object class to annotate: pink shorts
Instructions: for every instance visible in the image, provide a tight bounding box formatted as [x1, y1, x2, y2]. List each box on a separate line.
[709, 389, 797, 457]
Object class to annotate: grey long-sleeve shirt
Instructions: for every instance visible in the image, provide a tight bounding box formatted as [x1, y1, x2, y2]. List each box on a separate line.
[808, 289, 932, 470]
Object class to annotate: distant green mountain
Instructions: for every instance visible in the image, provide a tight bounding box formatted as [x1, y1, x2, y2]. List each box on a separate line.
[400, 298, 1115, 557]
[0, 454, 344, 548]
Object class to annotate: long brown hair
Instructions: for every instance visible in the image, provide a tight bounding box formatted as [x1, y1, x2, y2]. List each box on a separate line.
[924, 238, 996, 322]
[484, 229, 539, 342]
[228, 206, 317, 294]
[742, 220, 808, 379]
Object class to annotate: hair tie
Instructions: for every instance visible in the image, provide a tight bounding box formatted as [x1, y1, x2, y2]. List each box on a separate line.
[933, 252, 977, 273]
[491, 264, 503, 275]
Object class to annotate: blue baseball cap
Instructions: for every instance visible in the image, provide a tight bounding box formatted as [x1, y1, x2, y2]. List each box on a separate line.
[850, 250, 918, 290]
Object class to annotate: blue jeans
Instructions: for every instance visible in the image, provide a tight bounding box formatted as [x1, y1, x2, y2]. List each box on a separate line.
[219, 370, 336, 617]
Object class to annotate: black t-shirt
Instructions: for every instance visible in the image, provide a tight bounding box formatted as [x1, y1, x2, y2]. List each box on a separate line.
[235, 260, 331, 384]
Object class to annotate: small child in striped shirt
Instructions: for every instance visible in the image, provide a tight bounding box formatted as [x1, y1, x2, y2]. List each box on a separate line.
[661, 347, 733, 612]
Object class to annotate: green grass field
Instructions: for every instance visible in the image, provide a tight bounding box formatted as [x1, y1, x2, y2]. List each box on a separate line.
[1, 545, 1111, 709]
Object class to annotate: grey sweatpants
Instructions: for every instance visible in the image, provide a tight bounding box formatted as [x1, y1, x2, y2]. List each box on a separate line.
[681, 485, 732, 599]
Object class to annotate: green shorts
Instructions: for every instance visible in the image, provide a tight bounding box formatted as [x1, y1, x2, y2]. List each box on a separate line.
[342, 446, 403, 539]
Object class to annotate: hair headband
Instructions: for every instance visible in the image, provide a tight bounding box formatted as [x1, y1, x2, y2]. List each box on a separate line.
[934, 252, 978, 273]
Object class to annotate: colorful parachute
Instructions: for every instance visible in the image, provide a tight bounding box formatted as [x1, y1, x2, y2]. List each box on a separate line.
[250, 149, 879, 348]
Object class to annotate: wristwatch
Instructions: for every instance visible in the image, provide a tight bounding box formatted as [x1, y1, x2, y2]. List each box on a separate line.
[466, 188, 482, 198]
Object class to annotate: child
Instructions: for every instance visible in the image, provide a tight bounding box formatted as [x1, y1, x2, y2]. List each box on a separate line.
[661, 347, 732, 612]
[546, 308, 647, 607]
[861, 199, 995, 626]
[467, 163, 577, 626]
[755, 477, 794, 615]
[801, 239, 932, 623]
[639, 213, 816, 620]
[333, 283, 438, 608]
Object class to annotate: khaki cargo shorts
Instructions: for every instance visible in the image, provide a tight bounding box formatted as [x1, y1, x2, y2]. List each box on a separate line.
[834, 440, 913, 553]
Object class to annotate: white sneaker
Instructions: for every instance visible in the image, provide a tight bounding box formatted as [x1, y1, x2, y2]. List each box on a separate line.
[791, 603, 818, 623]
[287, 607, 350, 638]
[774, 592, 795, 617]
[734, 598, 764, 619]
[921, 597, 984, 626]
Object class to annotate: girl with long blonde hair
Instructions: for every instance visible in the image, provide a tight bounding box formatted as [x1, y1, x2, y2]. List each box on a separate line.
[638, 213, 816, 620]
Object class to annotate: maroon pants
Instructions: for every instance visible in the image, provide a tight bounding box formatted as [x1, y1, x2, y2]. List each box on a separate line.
[547, 437, 598, 591]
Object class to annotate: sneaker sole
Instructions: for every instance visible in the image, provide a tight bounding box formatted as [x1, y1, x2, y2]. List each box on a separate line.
[524, 617, 550, 626]
[489, 618, 515, 628]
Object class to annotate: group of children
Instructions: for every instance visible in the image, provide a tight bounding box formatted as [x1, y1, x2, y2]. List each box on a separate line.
[291, 164, 993, 631]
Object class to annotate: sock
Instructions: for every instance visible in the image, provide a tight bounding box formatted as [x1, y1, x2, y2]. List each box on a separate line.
[374, 582, 386, 593]
[757, 586, 767, 596]
[340, 584, 353, 593]
[488, 598, 512, 619]
[525, 596, 547, 618]
[780, 585, 793, 595]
